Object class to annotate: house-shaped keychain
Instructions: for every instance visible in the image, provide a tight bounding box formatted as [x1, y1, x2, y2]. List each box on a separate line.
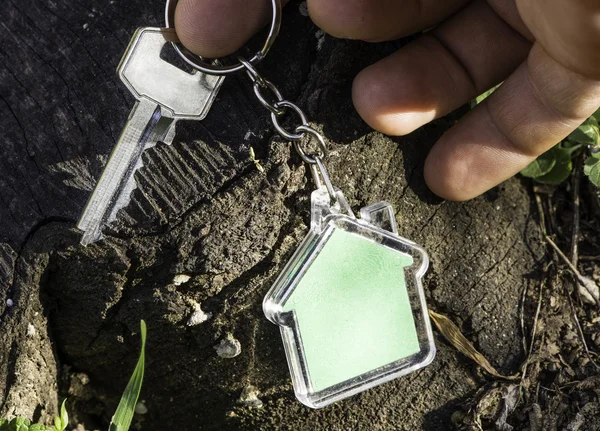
[264, 187, 436, 408]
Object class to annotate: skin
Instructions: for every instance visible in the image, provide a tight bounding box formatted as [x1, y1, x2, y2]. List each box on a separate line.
[174, 0, 600, 201]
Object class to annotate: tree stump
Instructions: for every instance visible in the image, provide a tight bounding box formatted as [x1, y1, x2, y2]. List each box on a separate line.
[1, 1, 598, 430]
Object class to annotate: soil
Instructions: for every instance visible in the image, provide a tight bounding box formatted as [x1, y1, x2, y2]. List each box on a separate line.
[1, 1, 599, 430]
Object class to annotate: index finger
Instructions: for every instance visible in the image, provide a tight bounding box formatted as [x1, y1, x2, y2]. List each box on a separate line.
[175, 0, 289, 59]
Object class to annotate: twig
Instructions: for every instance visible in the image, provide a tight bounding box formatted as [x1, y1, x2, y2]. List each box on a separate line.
[570, 161, 581, 268]
[580, 255, 600, 262]
[520, 278, 529, 355]
[544, 236, 600, 308]
[244, 319, 260, 385]
[565, 288, 600, 370]
[530, 282, 544, 363]
[534, 193, 547, 236]
[544, 235, 600, 369]
[520, 277, 545, 390]
[571, 162, 582, 307]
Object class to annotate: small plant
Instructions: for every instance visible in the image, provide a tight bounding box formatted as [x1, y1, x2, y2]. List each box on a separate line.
[473, 87, 600, 187]
[0, 400, 68, 431]
[249, 146, 265, 173]
[109, 320, 147, 431]
[0, 320, 147, 431]
[521, 112, 600, 186]
[470, 83, 501, 107]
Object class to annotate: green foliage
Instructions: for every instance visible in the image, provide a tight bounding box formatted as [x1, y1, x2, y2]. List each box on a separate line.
[0, 322, 147, 431]
[109, 320, 147, 431]
[521, 145, 574, 185]
[582, 108, 600, 187]
[520, 113, 600, 186]
[472, 87, 600, 187]
[0, 402, 67, 431]
[520, 149, 557, 178]
[57, 400, 68, 431]
[470, 83, 502, 108]
[584, 151, 600, 186]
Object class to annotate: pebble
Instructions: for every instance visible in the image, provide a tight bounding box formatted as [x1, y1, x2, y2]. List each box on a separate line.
[173, 274, 191, 286]
[135, 401, 148, 415]
[6, 299, 13, 307]
[26, 324, 36, 337]
[237, 385, 263, 408]
[187, 303, 212, 326]
[215, 334, 242, 358]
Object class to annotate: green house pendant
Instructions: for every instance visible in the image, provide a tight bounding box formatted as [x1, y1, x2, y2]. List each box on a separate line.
[263, 188, 436, 408]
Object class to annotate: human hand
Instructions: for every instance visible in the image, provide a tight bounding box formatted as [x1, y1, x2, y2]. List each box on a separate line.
[174, 0, 600, 201]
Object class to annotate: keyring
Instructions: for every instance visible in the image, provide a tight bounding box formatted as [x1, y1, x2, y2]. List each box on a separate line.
[165, 0, 282, 75]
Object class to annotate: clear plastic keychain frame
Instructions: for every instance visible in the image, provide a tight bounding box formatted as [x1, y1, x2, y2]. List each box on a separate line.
[263, 188, 436, 408]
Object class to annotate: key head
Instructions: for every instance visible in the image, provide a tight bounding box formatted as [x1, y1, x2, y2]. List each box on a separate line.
[118, 27, 224, 119]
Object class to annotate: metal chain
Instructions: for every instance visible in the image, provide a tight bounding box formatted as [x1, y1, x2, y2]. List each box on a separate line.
[239, 57, 337, 202]
[240, 58, 328, 164]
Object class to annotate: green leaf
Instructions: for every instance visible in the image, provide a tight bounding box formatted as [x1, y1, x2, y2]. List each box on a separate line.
[562, 139, 585, 149]
[535, 147, 573, 185]
[593, 107, 600, 122]
[471, 83, 502, 107]
[520, 149, 557, 178]
[28, 425, 46, 431]
[584, 155, 600, 186]
[567, 117, 599, 146]
[58, 400, 68, 431]
[0, 419, 8, 431]
[109, 320, 147, 431]
[9, 418, 30, 431]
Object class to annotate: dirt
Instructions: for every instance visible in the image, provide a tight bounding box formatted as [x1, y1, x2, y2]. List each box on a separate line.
[1, 1, 599, 430]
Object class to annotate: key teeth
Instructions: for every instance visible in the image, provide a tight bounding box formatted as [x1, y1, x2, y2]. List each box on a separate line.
[107, 156, 145, 223]
[162, 122, 177, 146]
[79, 227, 104, 246]
[78, 156, 144, 246]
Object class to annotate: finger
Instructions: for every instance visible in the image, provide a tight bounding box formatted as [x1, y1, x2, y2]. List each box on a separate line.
[516, 0, 600, 79]
[352, 0, 531, 136]
[307, 0, 470, 42]
[175, 0, 289, 58]
[424, 43, 600, 201]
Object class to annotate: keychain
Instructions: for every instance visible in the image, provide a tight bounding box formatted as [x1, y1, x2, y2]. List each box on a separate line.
[79, 0, 436, 408]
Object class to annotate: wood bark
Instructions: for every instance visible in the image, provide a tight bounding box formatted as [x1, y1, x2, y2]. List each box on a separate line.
[1, 1, 598, 430]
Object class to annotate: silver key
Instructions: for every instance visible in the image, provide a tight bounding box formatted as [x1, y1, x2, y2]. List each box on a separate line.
[78, 27, 224, 245]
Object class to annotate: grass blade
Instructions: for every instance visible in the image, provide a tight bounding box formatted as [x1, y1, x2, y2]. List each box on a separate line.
[59, 399, 68, 430]
[109, 320, 147, 431]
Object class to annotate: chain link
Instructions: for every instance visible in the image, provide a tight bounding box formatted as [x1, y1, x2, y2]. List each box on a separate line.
[293, 125, 328, 164]
[240, 57, 337, 200]
[271, 101, 307, 140]
[240, 57, 286, 116]
[239, 57, 331, 168]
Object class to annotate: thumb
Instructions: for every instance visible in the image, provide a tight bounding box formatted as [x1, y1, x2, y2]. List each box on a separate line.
[175, 0, 289, 59]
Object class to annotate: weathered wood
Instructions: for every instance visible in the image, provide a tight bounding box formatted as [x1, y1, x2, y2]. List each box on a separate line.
[1, 0, 598, 430]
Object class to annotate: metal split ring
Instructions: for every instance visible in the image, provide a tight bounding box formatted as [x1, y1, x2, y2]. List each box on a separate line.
[165, 0, 282, 75]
